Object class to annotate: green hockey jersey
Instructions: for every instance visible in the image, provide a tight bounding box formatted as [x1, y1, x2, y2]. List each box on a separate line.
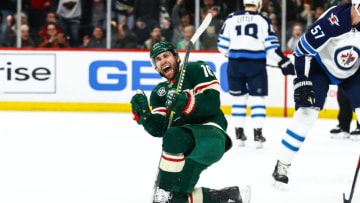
[142, 61, 228, 137]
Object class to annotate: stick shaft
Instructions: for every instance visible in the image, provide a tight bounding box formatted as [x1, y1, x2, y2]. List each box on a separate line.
[349, 155, 360, 201]
[167, 42, 193, 128]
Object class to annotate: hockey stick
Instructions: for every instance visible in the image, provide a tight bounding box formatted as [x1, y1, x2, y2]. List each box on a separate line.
[343, 155, 360, 203]
[167, 13, 213, 127]
[266, 64, 280, 68]
[151, 13, 213, 202]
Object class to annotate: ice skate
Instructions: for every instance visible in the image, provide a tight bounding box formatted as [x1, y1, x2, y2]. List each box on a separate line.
[350, 126, 360, 141]
[329, 125, 350, 139]
[272, 160, 290, 190]
[254, 128, 266, 149]
[209, 185, 251, 203]
[235, 127, 247, 147]
[153, 187, 172, 203]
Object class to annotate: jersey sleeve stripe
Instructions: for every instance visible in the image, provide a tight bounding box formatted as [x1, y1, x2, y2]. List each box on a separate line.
[229, 51, 266, 59]
[217, 44, 229, 49]
[294, 41, 307, 56]
[265, 45, 280, 51]
[218, 35, 230, 41]
[294, 45, 303, 56]
[152, 107, 167, 116]
[194, 80, 220, 95]
[265, 37, 278, 41]
[300, 35, 317, 55]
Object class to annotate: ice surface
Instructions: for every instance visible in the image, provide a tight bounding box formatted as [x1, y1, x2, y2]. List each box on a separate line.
[0, 111, 358, 203]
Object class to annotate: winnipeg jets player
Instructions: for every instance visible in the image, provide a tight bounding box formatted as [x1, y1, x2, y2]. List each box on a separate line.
[217, 0, 295, 148]
[273, 1, 360, 186]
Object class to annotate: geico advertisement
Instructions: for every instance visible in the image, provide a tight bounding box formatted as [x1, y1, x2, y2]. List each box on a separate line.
[84, 51, 285, 106]
[0, 53, 55, 93]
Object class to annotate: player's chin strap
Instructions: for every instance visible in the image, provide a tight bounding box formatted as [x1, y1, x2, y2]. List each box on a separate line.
[354, 3, 360, 16]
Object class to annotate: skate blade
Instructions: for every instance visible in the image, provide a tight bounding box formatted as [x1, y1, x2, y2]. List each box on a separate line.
[272, 180, 288, 191]
[239, 185, 251, 203]
[350, 136, 360, 141]
[330, 132, 350, 139]
[237, 140, 246, 147]
[255, 141, 263, 149]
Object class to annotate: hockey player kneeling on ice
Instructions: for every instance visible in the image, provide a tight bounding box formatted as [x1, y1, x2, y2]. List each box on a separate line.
[217, 0, 295, 149]
[272, 1, 360, 187]
[130, 41, 251, 203]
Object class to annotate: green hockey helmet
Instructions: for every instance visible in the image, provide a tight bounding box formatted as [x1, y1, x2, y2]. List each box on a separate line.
[150, 41, 178, 65]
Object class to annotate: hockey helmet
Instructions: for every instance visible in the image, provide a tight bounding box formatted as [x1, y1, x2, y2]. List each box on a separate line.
[353, 0, 360, 16]
[243, 0, 262, 12]
[150, 41, 178, 63]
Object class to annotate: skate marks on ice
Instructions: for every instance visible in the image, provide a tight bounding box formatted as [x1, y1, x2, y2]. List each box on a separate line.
[0, 112, 358, 203]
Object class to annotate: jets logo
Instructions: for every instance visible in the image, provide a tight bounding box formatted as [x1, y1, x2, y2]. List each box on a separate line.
[328, 13, 340, 26]
[334, 46, 360, 70]
[157, 87, 166, 96]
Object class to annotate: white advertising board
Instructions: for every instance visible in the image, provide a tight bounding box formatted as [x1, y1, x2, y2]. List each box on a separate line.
[0, 49, 339, 114]
[0, 53, 56, 93]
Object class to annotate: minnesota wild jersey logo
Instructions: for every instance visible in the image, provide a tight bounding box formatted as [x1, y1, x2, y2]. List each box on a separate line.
[157, 87, 166, 97]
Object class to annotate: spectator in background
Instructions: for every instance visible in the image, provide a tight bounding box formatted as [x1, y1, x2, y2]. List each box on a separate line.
[81, 26, 106, 48]
[314, 6, 325, 20]
[286, 22, 303, 51]
[39, 22, 70, 48]
[200, 6, 223, 50]
[3, 14, 17, 47]
[39, 11, 63, 40]
[91, 0, 106, 29]
[324, 0, 344, 10]
[20, 24, 37, 48]
[143, 26, 165, 49]
[269, 13, 281, 38]
[171, 0, 191, 46]
[134, 0, 160, 45]
[299, 2, 314, 30]
[4, 22, 36, 48]
[56, 0, 82, 46]
[159, 2, 172, 42]
[112, 23, 138, 49]
[24, 0, 52, 42]
[177, 25, 202, 50]
[201, 0, 216, 12]
[114, 0, 135, 30]
[3, 13, 29, 47]
[0, 0, 16, 47]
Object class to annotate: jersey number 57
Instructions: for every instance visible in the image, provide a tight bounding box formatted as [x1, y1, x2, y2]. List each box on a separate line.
[310, 25, 325, 39]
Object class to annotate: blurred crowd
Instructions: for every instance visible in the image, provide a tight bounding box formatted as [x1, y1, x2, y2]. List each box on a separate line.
[0, 0, 350, 50]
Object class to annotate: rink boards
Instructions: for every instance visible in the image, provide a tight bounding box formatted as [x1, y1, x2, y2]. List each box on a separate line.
[0, 48, 342, 118]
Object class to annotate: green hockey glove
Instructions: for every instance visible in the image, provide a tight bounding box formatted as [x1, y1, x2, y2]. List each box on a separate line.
[166, 90, 195, 115]
[131, 89, 150, 124]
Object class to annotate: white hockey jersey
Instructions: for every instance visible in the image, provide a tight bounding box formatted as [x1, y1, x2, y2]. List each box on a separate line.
[294, 3, 360, 84]
[217, 10, 282, 61]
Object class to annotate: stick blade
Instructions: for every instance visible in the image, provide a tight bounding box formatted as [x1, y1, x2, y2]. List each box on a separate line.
[190, 13, 212, 44]
[343, 193, 350, 203]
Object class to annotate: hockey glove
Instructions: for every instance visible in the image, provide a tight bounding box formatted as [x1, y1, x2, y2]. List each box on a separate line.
[293, 76, 315, 108]
[130, 89, 150, 124]
[278, 57, 295, 75]
[166, 90, 195, 115]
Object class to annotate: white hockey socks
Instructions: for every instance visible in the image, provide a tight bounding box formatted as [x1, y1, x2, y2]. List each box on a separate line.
[249, 96, 266, 129]
[231, 94, 248, 128]
[278, 107, 319, 165]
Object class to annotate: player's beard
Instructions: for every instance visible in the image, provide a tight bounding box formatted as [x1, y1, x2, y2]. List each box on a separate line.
[162, 60, 180, 81]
